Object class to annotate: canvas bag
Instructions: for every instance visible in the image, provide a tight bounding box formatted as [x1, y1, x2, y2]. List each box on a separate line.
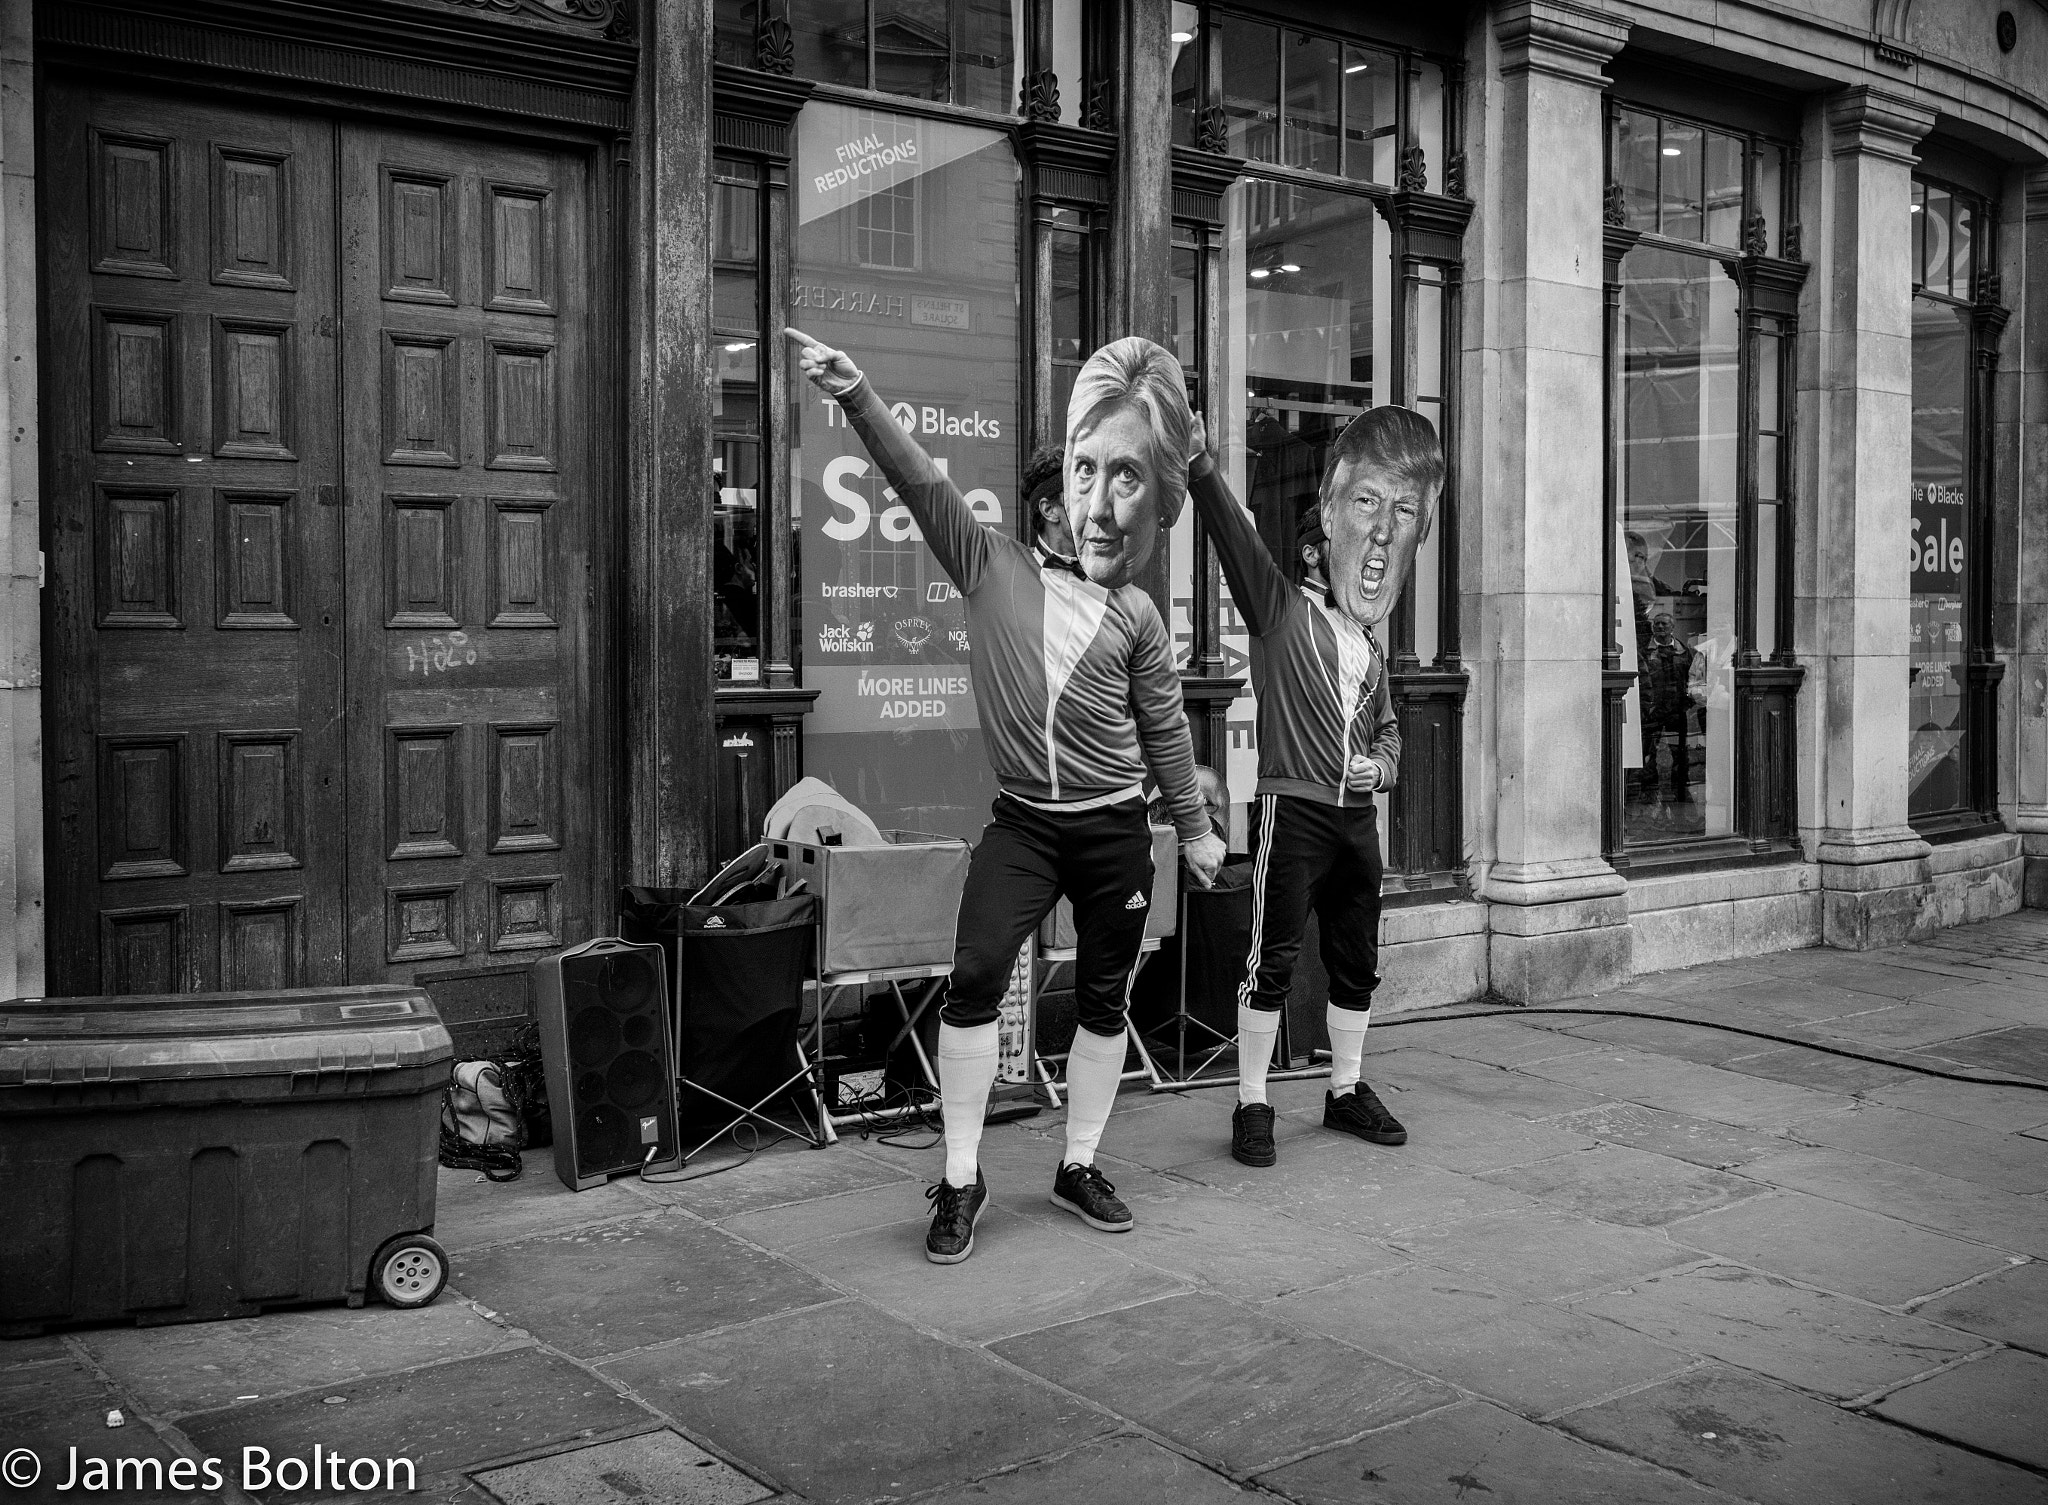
[438, 1059, 527, 1182]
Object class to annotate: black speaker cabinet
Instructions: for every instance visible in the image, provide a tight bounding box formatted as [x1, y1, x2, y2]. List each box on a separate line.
[531, 938, 681, 1190]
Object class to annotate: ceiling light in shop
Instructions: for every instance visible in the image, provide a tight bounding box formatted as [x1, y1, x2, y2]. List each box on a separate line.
[1910, 204, 1922, 212]
[724, 342, 751, 352]
[1280, 263, 1300, 273]
[1248, 268, 1270, 279]
[1344, 63, 1367, 73]
[1171, 30, 1194, 41]
[1661, 147, 1681, 156]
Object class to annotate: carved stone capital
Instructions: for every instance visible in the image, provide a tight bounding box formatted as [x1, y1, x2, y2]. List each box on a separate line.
[1195, 104, 1228, 157]
[1020, 67, 1061, 123]
[1825, 86, 1935, 165]
[1493, 0, 1629, 87]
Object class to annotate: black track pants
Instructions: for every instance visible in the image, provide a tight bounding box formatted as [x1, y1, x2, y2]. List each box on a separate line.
[1238, 793, 1382, 1014]
[942, 794, 1156, 1035]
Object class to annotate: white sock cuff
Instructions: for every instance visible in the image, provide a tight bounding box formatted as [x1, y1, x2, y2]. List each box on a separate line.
[1067, 1024, 1127, 1064]
[1325, 1003, 1370, 1033]
[1237, 1004, 1282, 1038]
[938, 1020, 1000, 1059]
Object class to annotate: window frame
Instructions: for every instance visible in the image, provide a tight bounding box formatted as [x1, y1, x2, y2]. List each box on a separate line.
[711, 154, 771, 686]
[1907, 171, 2003, 839]
[1601, 93, 1806, 871]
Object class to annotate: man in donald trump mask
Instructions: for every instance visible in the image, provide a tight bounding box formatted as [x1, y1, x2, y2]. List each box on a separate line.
[788, 327, 1226, 1265]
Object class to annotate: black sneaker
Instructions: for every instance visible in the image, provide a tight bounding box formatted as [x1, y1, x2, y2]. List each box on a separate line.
[924, 1171, 989, 1264]
[1050, 1161, 1133, 1232]
[1324, 1083, 1407, 1146]
[1231, 1102, 1277, 1167]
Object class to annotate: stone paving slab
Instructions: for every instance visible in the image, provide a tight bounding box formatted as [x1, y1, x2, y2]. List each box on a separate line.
[1869, 1348, 2048, 1471]
[1361, 1101, 1599, 1177]
[1785, 958, 1957, 1001]
[1736, 1145, 2048, 1257]
[180, 1348, 653, 1503]
[1912, 980, 2048, 1023]
[435, 1157, 665, 1255]
[601, 1299, 1109, 1505]
[80, 1301, 528, 1419]
[1543, 1101, 1791, 1170]
[3, 1395, 215, 1505]
[469, 1428, 773, 1505]
[1911, 1261, 2048, 1351]
[1552, 1364, 2045, 1505]
[1093, 1191, 1407, 1303]
[1914, 1026, 2048, 1082]
[1378, 1015, 1602, 1068]
[1391, 1209, 1696, 1302]
[992, 1291, 1457, 1474]
[1787, 1103, 2048, 1195]
[1258, 1398, 1753, 1505]
[630, 1141, 916, 1220]
[1168, 1135, 1547, 1241]
[785, 1205, 1188, 1344]
[451, 1212, 838, 1360]
[1668, 1192, 2013, 1306]
[1574, 1264, 1988, 1399]
[1272, 1265, 1693, 1418]
[1516, 1047, 1854, 1134]
[716, 1176, 935, 1252]
[1654, 977, 1899, 1024]
[914, 1434, 1252, 1505]
[1552, 1012, 1774, 1067]
[1363, 1048, 1620, 1121]
[1861, 1074, 2048, 1134]
[1711, 1043, 1916, 1096]
[1474, 1142, 1765, 1227]
[0, 1353, 101, 1417]
[1809, 1002, 2020, 1051]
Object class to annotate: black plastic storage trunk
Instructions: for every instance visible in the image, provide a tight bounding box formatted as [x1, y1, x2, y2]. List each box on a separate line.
[0, 985, 453, 1336]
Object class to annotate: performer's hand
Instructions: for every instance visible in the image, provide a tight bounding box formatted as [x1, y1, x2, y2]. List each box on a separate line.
[1344, 755, 1381, 795]
[1182, 831, 1226, 890]
[784, 327, 863, 396]
[1186, 413, 1209, 464]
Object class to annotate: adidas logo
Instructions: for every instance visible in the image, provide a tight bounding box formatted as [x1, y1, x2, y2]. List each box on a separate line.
[703, 915, 727, 928]
[1125, 891, 1148, 910]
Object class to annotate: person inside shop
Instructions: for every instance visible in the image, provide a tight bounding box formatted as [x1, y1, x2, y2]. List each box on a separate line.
[1182, 404, 1442, 1168]
[1024, 443, 1078, 558]
[787, 326, 1227, 1265]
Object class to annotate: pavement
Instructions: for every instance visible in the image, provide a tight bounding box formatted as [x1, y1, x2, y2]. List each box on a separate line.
[6, 910, 2048, 1504]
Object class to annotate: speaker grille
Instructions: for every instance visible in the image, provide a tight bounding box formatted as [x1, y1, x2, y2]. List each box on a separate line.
[538, 940, 678, 1184]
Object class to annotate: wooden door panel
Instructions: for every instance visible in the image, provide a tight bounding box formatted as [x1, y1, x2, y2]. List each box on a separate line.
[341, 126, 597, 1015]
[45, 83, 346, 994]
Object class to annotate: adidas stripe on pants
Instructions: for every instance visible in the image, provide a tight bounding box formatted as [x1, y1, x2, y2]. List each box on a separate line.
[940, 793, 1155, 1036]
[1237, 792, 1383, 1017]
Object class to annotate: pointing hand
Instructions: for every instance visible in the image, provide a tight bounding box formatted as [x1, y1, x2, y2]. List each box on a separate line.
[784, 327, 863, 396]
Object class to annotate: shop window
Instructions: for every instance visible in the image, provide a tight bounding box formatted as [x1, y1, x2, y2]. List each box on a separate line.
[1908, 176, 1996, 828]
[1176, 8, 1444, 192]
[713, 156, 765, 685]
[792, 99, 1021, 840]
[1604, 97, 1802, 862]
[1613, 106, 1786, 255]
[762, 0, 1016, 114]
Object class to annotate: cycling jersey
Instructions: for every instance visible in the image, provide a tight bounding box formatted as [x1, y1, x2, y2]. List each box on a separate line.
[1187, 456, 1400, 805]
[834, 377, 1208, 843]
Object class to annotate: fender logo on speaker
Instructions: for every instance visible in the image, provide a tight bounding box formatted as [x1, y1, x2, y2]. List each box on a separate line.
[639, 1116, 659, 1143]
[704, 915, 727, 928]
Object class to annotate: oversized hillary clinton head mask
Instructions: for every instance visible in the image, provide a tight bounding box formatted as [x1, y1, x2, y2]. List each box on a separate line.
[1060, 337, 1195, 590]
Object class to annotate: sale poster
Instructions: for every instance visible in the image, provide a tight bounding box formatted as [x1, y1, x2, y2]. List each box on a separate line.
[792, 101, 1020, 841]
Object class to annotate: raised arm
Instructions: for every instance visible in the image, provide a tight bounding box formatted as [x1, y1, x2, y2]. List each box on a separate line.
[787, 328, 991, 592]
[1126, 594, 1225, 887]
[1186, 450, 1295, 638]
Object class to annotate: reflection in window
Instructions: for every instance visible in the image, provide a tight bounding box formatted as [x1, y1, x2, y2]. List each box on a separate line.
[1170, 4, 1201, 146]
[1613, 106, 1769, 254]
[856, 178, 918, 269]
[1049, 205, 1091, 425]
[1911, 179, 1977, 300]
[1909, 296, 1972, 819]
[1219, 178, 1389, 583]
[1617, 245, 1740, 844]
[787, 0, 1015, 113]
[713, 157, 764, 683]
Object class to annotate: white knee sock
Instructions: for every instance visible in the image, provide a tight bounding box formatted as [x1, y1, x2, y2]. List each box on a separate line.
[937, 1021, 1000, 1187]
[1327, 1003, 1371, 1094]
[1236, 1005, 1282, 1105]
[1061, 1025, 1128, 1167]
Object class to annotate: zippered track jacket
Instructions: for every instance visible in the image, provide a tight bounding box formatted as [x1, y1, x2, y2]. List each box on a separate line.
[835, 377, 1208, 843]
[1188, 456, 1400, 807]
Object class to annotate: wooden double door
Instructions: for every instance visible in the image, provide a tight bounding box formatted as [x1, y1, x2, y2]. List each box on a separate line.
[44, 80, 607, 1010]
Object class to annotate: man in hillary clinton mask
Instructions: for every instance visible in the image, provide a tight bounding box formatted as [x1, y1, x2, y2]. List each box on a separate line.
[788, 327, 1224, 1266]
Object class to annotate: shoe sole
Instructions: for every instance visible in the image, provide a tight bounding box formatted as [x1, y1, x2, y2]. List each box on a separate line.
[1231, 1143, 1277, 1167]
[1049, 1191, 1133, 1232]
[1325, 1117, 1407, 1146]
[925, 1195, 987, 1265]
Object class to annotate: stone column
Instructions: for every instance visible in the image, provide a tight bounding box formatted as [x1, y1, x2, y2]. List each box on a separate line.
[2014, 167, 2048, 904]
[1474, 1, 1632, 1001]
[1806, 87, 1937, 946]
[0, 0, 41, 995]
